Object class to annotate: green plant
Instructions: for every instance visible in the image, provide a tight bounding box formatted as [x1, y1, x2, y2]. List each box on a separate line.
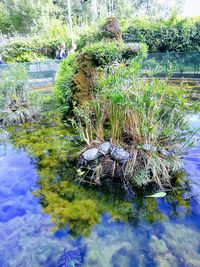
[54, 53, 78, 114]
[73, 59, 194, 189]
[82, 42, 122, 66]
[0, 64, 40, 125]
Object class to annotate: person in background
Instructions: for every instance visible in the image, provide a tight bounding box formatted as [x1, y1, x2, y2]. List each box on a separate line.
[68, 43, 77, 54]
[56, 42, 67, 60]
[0, 54, 4, 64]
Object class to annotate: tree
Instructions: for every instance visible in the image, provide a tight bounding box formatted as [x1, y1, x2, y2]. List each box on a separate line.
[67, 0, 74, 44]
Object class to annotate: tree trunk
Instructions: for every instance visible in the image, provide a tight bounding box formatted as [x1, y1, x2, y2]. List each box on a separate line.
[91, 0, 98, 23]
[67, 0, 74, 44]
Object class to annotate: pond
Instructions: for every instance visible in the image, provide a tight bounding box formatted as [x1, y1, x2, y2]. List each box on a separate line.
[0, 103, 200, 266]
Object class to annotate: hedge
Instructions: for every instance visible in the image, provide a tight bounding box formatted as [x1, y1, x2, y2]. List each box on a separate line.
[77, 17, 200, 53]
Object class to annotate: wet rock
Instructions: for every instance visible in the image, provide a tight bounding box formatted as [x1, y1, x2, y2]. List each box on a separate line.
[111, 147, 130, 164]
[149, 235, 179, 267]
[58, 248, 82, 267]
[98, 142, 112, 155]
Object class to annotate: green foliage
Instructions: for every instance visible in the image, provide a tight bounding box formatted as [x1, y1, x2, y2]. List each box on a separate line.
[55, 40, 147, 115]
[73, 59, 193, 188]
[124, 17, 200, 53]
[0, 22, 71, 63]
[0, 2, 11, 33]
[83, 42, 122, 66]
[0, 0, 59, 34]
[77, 17, 200, 53]
[0, 64, 40, 125]
[54, 53, 78, 114]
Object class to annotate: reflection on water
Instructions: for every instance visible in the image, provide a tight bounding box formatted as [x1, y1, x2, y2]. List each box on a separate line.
[0, 112, 200, 266]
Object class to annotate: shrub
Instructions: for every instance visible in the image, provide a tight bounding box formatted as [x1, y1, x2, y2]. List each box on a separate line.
[82, 42, 122, 66]
[77, 17, 200, 53]
[54, 53, 78, 114]
[0, 19, 71, 63]
[0, 65, 40, 125]
[123, 17, 200, 53]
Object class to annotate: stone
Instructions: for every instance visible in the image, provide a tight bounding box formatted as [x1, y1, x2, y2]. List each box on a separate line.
[149, 235, 179, 267]
[58, 249, 82, 267]
[111, 147, 130, 164]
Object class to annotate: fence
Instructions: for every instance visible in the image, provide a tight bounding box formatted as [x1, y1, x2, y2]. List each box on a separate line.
[0, 52, 200, 89]
[0, 60, 60, 89]
[142, 52, 200, 78]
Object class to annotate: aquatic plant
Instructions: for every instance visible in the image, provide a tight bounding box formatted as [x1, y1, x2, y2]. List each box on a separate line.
[74, 59, 194, 189]
[0, 64, 40, 126]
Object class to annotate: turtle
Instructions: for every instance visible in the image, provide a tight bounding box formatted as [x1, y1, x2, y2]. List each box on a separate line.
[78, 148, 100, 166]
[111, 146, 130, 164]
[157, 147, 176, 157]
[98, 142, 112, 155]
[58, 248, 82, 267]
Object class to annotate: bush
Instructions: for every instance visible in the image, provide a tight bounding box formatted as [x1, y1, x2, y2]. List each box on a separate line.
[83, 42, 122, 66]
[54, 53, 78, 114]
[123, 17, 200, 53]
[0, 64, 40, 125]
[77, 17, 200, 53]
[0, 19, 71, 63]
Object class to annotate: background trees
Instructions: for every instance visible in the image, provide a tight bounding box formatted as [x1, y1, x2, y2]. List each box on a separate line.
[0, 0, 185, 35]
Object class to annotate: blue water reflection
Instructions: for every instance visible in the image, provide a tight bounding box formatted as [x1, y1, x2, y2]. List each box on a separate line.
[0, 114, 200, 266]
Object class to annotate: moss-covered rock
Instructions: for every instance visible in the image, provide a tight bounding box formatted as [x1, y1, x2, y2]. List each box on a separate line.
[102, 17, 122, 42]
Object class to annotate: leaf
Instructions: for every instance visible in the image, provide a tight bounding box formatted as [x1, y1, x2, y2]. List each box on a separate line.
[77, 168, 85, 176]
[146, 192, 167, 198]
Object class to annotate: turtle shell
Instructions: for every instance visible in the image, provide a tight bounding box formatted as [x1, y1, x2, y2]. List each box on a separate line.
[111, 147, 130, 164]
[82, 148, 99, 161]
[98, 142, 112, 155]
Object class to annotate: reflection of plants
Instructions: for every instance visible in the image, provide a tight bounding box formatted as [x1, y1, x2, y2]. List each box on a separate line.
[0, 65, 40, 125]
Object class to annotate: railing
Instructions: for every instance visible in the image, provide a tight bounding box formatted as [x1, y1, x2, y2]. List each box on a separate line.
[142, 52, 200, 78]
[0, 60, 60, 89]
[0, 52, 200, 90]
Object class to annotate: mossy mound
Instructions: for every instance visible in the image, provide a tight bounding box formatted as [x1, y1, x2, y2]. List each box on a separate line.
[102, 17, 122, 41]
[55, 17, 147, 114]
[73, 53, 98, 105]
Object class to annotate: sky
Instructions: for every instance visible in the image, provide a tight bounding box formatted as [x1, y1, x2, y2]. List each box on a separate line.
[182, 0, 200, 17]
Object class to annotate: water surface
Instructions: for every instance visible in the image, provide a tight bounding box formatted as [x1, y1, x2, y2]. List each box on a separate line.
[0, 113, 200, 267]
